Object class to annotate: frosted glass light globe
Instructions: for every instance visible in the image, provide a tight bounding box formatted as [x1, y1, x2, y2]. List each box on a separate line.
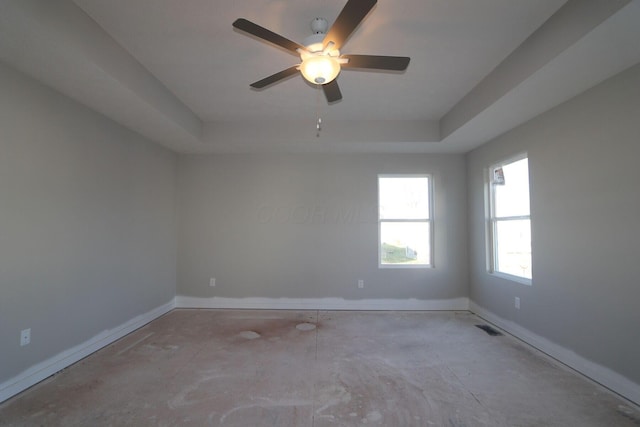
[299, 55, 340, 84]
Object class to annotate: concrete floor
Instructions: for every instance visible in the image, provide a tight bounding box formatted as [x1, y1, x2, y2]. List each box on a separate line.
[1, 310, 638, 426]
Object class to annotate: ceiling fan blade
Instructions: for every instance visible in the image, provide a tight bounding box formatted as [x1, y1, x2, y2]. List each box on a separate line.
[250, 66, 300, 89]
[233, 18, 306, 54]
[323, 0, 377, 50]
[341, 55, 410, 71]
[322, 80, 342, 103]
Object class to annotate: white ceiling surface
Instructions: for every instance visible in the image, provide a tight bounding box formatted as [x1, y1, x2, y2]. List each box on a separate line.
[72, 0, 563, 122]
[1, 0, 639, 153]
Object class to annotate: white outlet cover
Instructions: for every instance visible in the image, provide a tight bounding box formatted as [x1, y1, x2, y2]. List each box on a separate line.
[210, 278, 216, 287]
[20, 328, 30, 346]
[358, 280, 364, 289]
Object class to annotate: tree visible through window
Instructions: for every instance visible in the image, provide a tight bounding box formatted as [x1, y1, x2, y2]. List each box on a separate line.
[378, 175, 432, 267]
[489, 156, 532, 281]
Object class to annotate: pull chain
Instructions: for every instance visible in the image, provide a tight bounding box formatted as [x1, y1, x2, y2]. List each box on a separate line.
[316, 84, 322, 138]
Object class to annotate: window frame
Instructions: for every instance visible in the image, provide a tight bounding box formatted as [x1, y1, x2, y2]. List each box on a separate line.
[378, 174, 434, 269]
[487, 154, 532, 285]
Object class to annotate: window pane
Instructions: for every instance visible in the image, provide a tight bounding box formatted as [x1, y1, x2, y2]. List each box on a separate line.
[380, 222, 430, 265]
[379, 177, 429, 219]
[495, 219, 531, 279]
[494, 158, 529, 217]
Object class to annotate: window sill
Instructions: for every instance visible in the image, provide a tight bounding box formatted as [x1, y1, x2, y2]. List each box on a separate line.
[489, 271, 532, 286]
[379, 264, 433, 269]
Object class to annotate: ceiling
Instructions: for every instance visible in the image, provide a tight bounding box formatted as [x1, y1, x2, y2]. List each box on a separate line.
[1, 0, 639, 153]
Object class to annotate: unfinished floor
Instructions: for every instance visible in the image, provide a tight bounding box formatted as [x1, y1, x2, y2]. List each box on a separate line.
[1, 310, 638, 426]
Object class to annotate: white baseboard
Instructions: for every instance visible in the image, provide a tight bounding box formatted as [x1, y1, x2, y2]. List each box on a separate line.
[469, 301, 640, 406]
[175, 296, 469, 311]
[0, 299, 175, 404]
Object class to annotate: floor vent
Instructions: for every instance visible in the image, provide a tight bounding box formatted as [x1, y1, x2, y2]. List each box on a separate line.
[475, 324, 503, 336]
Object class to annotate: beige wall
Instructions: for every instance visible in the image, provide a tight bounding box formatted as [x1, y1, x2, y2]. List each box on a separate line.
[467, 63, 640, 386]
[0, 62, 177, 384]
[176, 153, 468, 303]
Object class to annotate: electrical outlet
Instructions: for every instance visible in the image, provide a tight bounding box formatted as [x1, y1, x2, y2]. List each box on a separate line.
[515, 297, 520, 309]
[20, 328, 30, 346]
[209, 277, 216, 287]
[357, 279, 364, 289]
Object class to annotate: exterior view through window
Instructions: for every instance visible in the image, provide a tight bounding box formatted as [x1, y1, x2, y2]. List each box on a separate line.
[378, 175, 431, 267]
[489, 156, 532, 281]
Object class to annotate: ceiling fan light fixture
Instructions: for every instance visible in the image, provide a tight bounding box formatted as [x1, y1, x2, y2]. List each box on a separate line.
[299, 55, 340, 85]
[233, 0, 411, 102]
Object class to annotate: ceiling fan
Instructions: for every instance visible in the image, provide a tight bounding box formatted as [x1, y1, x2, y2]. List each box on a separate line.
[232, 0, 410, 103]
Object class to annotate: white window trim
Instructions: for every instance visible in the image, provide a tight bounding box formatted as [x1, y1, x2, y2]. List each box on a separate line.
[378, 174, 434, 269]
[487, 154, 532, 285]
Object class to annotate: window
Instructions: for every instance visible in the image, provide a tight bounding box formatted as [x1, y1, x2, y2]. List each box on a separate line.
[488, 156, 532, 282]
[378, 175, 432, 267]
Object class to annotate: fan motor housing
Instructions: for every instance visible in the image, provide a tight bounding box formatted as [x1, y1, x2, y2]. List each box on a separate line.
[310, 17, 328, 34]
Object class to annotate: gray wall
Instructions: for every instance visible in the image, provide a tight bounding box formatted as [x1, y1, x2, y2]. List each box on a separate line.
[467, 63, 640, 384]
[177, 153, 468, 301]
[0, 62, 177, 383]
